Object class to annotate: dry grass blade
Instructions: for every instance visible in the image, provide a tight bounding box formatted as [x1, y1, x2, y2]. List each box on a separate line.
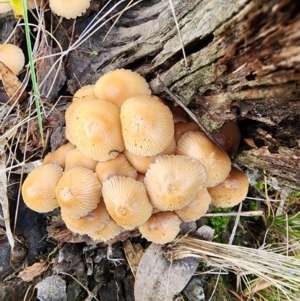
[167, 236, 300, 300]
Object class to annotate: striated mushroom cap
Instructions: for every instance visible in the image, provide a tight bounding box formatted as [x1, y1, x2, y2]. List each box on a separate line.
[73, 85, 95, 102]
[22, 163, 62, 212]
[64, 147, 97, 171]
[0, 44, 25, 75]
[144, 155, 207, 211]
[49, 0, 91, 19]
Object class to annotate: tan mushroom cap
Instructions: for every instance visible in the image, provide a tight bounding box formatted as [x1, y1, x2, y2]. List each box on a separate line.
[139, 211, 181, 244]
[95, 154, 137, 184]
[174, 122, 200, 144]
[55, 166, 102, 219]
[64, 147, 97, 171]
[208, 166, 249, 208]
[102, 176, 153, 230]
[67, 99, 124, 161]
[0, 44, 25, 75]
[49, 0, 91, 19]
[27, 0, 41, 9]
[144, 155, 207, 211]
[175, 188, 211, 222]
[94, 69, 151, 107]
[123, 137, 176, 173]
[177, 131, 231, 188]
[61, 199, 109, 235]
[73, 85, 95, 102]
[21, 163, 62, 213]
[120, 95, 174, 156]
[42, 142, 75, 169]
[89, 216, 123, 242]
[0, 3, 13, 13]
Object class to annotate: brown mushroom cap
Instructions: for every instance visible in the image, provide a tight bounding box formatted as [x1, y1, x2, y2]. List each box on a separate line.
[94, 69, 151, 107]
[139, 211, 181, 244]
[95, 154, 137, 184]
[73, 85, 95, 102]
[208, 166, 249, 208]
[64, 147, 97, 171]
[211, 121, 241, 156]
[21, 163, 63, 212]
[27, 0, 41, 9]
[102, 176, 153, 230]
[174, 122, 200, 144]
[89, 216, 123, 242]
[55, 166, 102, 219]
[42, 142, 75, 169]
[61, 199, 109, 235]
[67, 99, 124, 161]
[120, 95, 174, 156]
[49, 0, 91, 19]
[123, 137, 176, 173]
[0, 44, 25, 75]
[177, 131, 231, 188]
[175, 188, 211, 222]
[144, 155, 207, 211]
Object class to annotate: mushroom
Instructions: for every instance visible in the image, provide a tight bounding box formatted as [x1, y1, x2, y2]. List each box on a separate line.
[0, 44, 25, 76]
[144, 155, 207, 211]
[89, 216, 123, 242]
[208, 166, 249, 208]
[94, 69, 151, 107]
[102, 176, 153, 230]
[42, 142, 75, 169]
[95, 153, 137, 184]
[21, 163, 63, 212]
[139, 211, 181, 244]
[211, 121, 241, 157]
[175, 188, 211, 222]
[123, 137, 176, 173]
[49, 0, 91, 19]
[67, 99, 124, 161]
[73, 85, 95, 102]
[177, 131, 231, 187]
[64, 147, 97, 171]
[27, 0, 41, 9]
[61, 199, 109, 235]
[174, 122, 200, 144]
[0, 3, 13, 13]
[120, 95, 174, 156]
[55, 166, 102, 219]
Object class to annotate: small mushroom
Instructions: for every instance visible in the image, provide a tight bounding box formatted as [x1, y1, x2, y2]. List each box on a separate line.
[208, 166, 249, 208]
[94, 69, 151, 107]
[139, 211, 181, 244]
[102, 176, 153, 230]
[73, 85, 95, 102]
[21, 163, 63, 212]
[174, 122, 200, 144]
[0, 44, 25, 76]
[64, 147, 97, 171]
[0, 3, 13, 13]
[120, 95, 174, 156]
[177, 131, 231, 187]
[144, 155, 207, 211]
[49, 0, 91, 19]
[55, 166, 102, 219]
[27, 0, 41, 9]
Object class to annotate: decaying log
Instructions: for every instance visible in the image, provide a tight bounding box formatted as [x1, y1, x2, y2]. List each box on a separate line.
[65, 0, 300, 189]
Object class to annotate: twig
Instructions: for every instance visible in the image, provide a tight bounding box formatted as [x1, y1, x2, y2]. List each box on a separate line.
[204, 210, 265, 217]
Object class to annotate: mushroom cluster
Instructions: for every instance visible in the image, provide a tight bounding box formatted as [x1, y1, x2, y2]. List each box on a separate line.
[21, 69, 249, 244]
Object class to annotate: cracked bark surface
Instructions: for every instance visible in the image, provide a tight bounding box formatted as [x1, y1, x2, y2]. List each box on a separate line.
[64, 0, 300, 189]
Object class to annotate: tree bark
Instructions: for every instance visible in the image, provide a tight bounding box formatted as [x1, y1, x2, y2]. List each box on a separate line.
[65, 0, 300, 189]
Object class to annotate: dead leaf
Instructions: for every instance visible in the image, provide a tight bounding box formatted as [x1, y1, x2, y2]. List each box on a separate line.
[35, 275, 67, 301]
[123, 240, 144, 277]
[0, 61, 27, 105]
[244, 138, 259, 149]
[134, 243, 200, 301]
[18, 262, 47, 282]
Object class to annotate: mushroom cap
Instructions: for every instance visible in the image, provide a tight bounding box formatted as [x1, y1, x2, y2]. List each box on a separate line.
[89, 216, 123, 242]
[73, 85, 95, 102]
[49, 0, 91, 19]
[21, 163, 62, 212]
[174, 122, 200, 144]
[144, 155, 207, 211]
[177, 131, 231, 187]
[0, 44, 25, 75]
[27, 0, 41, 9]
[42, 142, 75, 169]
[95, 153, 137, 184]
[61, 199, 109, 235]
[94, 69, 151, 107]
[175, 188, 211, 222]
[139, 211, 181, 244]
[123, 137, 176, 173]
[208, 166, 249, 208]
[55, 166, 102, 219]
[102, 176, 153, 230]
[67, 99, 124, 161]
[120, 95, 174, 156]
[64, 147, 97, 171]
[0, 3, 13, 13]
